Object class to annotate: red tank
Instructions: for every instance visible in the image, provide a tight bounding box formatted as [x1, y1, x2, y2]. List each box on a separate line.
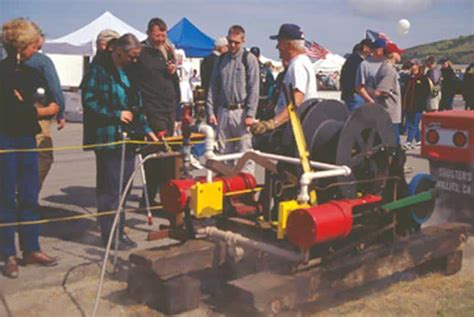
[160, 173, 257, 214]
[286, 195, 382, 249]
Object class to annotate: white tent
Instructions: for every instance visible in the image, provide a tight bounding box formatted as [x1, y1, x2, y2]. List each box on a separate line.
[42, 11, 146, 88]
[313, 53, 346, 73]
[43, 11, 146, 55]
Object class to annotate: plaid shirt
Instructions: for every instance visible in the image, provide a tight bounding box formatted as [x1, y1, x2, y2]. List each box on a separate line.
[82, 54, 151, 151]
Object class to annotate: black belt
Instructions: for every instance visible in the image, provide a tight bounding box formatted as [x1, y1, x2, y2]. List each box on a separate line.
[223, 103, 244, 110]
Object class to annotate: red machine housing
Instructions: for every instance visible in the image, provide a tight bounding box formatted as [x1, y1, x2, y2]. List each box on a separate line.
[421, 111, 474, 164]
[160, 173, 257, 214]
[286, 195, 382, 249]
[420, 110, 474, 224]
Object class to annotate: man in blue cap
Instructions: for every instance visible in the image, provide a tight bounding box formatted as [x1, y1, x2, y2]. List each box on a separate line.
[355, 38, 386, 104]
[251, 23, 317, 135]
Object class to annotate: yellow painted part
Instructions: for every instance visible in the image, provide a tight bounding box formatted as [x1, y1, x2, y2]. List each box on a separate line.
[223, 187, 263, 197]
[288, 103, 311, 173]
[190, 182, 223, 219]
[277, 200, 310, 239]
[287, 100, 318, 205]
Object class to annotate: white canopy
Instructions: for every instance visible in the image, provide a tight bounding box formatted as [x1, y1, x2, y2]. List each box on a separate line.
[313, 53, 346, 73]
[43, 11, 146, 55]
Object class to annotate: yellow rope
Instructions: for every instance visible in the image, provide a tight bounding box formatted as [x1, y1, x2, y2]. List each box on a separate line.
[0, 205, 163, 228]
[0, 137, 243, 154]
[0, 183, 262, 228]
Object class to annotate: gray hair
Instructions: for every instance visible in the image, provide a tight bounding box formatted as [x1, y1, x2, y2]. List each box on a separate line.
[289, 39, 305, 53]
[115, 33, 140, 52]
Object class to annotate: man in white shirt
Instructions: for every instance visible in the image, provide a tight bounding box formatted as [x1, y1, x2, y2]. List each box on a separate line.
[251, 23, 317, 135]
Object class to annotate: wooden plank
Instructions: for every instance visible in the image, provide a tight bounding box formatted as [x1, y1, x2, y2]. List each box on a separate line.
[129, 239, 226, 280]
[127, 268, 201, 314]
[226, 223, 469, 315]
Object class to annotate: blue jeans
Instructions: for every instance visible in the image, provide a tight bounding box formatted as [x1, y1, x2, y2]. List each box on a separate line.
[406, 112, 422, 143]
[393, 124, 400, 145]
[0, 134, 40, 257]
[344, 94, 365, 112]
[439, 95, 454, 111]
[95, 148, 135, 237]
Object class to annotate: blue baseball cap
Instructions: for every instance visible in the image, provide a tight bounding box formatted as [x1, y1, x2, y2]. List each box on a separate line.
[270, 24, 305, 40]
[373, 38, 386, 49]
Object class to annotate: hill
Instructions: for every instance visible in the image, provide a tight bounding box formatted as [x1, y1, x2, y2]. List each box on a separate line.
[403, 34, 474, 64]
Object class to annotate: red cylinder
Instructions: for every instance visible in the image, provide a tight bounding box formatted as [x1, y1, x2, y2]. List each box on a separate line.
[286, 195, 382, 249]
[220, 172, 257, 193]
[286, 201, 353, 249]
[160, 178, 197, 214]
[160, 173, 257, 214]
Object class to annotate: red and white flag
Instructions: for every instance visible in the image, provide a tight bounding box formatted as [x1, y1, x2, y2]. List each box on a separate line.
[304, 40, 330, 61]
[366, 29, 393, 44]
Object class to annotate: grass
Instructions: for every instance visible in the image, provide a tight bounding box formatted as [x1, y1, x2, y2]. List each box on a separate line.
[404, 34, 474, 64]
[316, 269, 474, 317]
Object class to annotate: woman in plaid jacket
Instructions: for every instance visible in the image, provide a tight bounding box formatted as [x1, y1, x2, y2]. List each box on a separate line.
[82, 33, 158, 250]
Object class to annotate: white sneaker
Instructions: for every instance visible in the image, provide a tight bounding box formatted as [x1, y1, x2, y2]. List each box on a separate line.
[402, 142, 413, 150]
[415, 141, 422, 147]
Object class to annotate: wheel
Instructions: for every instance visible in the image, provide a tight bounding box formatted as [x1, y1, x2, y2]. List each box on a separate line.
[408, 173, 435, 224]
[335, 104, 396, 198]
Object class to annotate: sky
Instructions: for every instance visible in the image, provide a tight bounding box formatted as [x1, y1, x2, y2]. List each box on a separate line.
[1, 0, 473, 59]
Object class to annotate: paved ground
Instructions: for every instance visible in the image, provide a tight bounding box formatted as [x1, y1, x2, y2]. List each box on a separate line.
[0, 97, 472, 317]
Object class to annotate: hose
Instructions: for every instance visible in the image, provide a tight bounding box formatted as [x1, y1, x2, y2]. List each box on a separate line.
[91, 153, 159, 317]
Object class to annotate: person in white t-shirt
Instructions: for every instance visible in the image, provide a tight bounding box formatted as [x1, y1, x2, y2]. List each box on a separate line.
[251, 23, 317, 135]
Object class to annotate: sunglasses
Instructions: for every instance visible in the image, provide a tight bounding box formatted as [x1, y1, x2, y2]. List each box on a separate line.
[227, 38, 242, 45]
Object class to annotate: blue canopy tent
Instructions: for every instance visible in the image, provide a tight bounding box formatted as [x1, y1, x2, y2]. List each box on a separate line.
[168, 18, 214, 58]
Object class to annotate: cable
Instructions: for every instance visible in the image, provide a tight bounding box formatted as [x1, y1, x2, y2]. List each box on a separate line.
[91, 153, 158, 317]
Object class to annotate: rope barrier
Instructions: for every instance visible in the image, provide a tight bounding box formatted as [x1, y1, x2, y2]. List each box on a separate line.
[0, 137, 243, 154]
[0, 186, 265, 228]
[0, 205, 163, 228]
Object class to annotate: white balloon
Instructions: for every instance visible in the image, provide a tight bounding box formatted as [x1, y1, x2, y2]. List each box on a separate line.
[397, 19, 410, 36]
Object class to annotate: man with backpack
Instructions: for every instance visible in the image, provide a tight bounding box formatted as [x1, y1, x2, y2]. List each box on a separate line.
[206, 25, 259, 173]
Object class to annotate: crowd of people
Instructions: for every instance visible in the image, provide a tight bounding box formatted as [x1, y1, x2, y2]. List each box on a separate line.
[340, 38, 474, 149]
[1, 16, 473, 279]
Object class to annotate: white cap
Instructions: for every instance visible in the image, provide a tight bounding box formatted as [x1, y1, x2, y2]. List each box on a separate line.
[215, 37, 228, 47]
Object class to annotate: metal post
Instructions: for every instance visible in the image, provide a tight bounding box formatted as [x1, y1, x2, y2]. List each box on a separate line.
[113, 131, 128, 269]
[138, 153, 153, 225]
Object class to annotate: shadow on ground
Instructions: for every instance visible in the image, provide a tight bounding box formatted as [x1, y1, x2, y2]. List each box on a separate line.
[43, 186, 96, 209]
[38, 205, 103, 249]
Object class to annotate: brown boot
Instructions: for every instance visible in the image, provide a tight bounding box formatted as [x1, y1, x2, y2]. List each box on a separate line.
[3, 256, 19, 278]
[22, 251, 59, 267]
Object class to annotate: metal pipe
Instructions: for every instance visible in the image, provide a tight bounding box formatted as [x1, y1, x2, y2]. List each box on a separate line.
[207, 149, 346, 171]
[298, 167, 352, 203]
[253, 150, 345, 171]
[197, 123, 216, 159]
[197, 226, 306, 263]
[210, 152, 245, 162]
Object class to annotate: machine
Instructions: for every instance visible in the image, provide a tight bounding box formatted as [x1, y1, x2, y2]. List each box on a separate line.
[420, 110, 474, 226]
[125, 98, 469, 316]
